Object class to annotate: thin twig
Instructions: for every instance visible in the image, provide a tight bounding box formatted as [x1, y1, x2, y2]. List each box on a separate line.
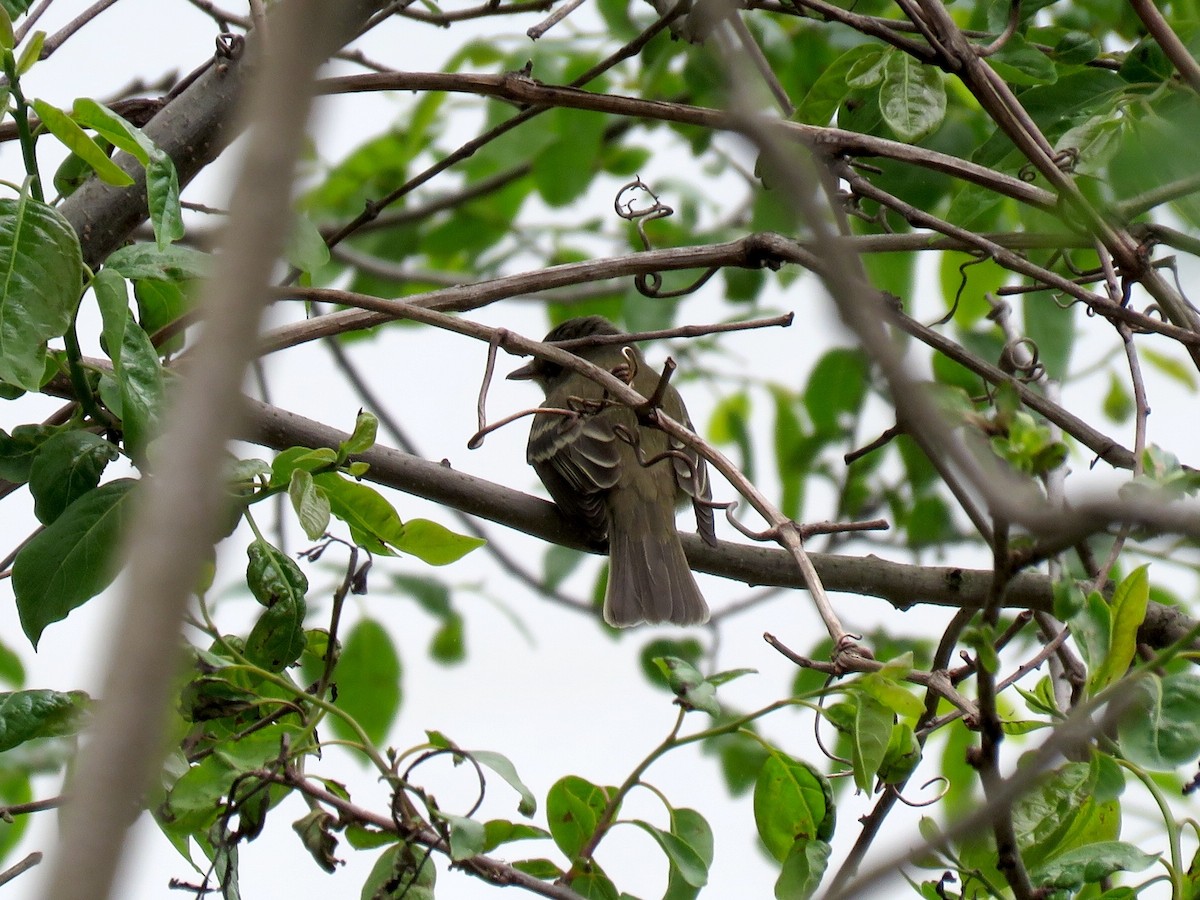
[0, 852, 43, 887]
[526, 0, 587, 40]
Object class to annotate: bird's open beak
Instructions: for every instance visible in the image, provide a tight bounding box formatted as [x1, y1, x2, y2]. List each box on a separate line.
[507, 361, 537, 381]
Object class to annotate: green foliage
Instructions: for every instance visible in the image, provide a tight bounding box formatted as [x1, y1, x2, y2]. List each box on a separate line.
[0, 195, 82, 390]
[0, 689, 89, 751]
[327, 618, 402, 747]
[12, 478, 137, 645]
[3, 3, 1200, 898]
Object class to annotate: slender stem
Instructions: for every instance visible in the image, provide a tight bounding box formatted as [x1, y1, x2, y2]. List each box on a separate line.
[3, 53, 42, 202]
[1118, 758, 1184, 897]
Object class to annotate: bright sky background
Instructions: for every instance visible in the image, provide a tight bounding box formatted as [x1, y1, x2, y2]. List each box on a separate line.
[3, 3, 1198, 899]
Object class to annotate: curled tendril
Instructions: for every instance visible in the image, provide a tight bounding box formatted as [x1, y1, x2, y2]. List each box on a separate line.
[615, 179, 721, 299]
[401, 747, 488, 820]
[635, 266, 720, 299]
[814, 675, 853, 767]
[615, 178, 673, 251]
[889, 776, 951, 808]
[611, 422, 700, 482]
[999, 336, 1045, 383]
[1053, 147, 1078, 174]
[716, 498, 780, 541]
[931, 251, 988, 327]
[1018, 162, 1039, 183]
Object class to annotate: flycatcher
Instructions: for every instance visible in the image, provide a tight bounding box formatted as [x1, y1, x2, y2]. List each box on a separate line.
[508, 316, 716, 626]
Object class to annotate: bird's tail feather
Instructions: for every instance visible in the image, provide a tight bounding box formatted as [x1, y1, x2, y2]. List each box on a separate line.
[604, 496, 708, 627]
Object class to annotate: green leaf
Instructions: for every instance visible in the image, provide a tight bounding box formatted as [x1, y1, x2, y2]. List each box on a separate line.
[568, 868, 619, 900]
[878, 722, 922, 784]
[1056, 115, 1122, 179]
[1117, 673, 1200, 770]
[707, 391, 753, 480]
[1032, 841, 1156, 890]
[288, 468, 331, 540]
[0, 195, 83, 390]
[1054, 31, 1101, 65]
[0, 689, 89, 751]
[361, 841, 435, 900]
[1141, 347, 1198, 390]
[1011, 762, 1115, 870]
[630, 819, 708, 887]
[1069, 590, 1111, 672]
[313, 471, 405, 555]
[13, 478, 137, 646]
[990, 33, 1059, 85]
[28, 430, 118, 524]
[938, 251, 1007, 326]
[114, 313, 165, 460]
[511, 858, 562, 879]
[104, 242, 209, 281]
[0, 423, 63, 482]
[392, 517, 484, 566]
[543, 544, 584, 590]
[546, 775, 615, 860]
[879, 52, 946, 142]
[705, 730, 771, 796]
[859, 671, 924, 720]
[707, 667, 757, 688]
[804, 348, 868, 435]
[439, 812, 486, 861]
[70, 98, 155, 163]
[754, 750, 834, 863]
[0, 8, 11, 50]
[32, 99, 133, 187]
[653, 656, 719, 715]
[245, 539, 309, 608]
[1091, 565, 1149, 691]
[284, 213, 330, 274]
[664, 807, 714, 900]
[329, 617, 401, 746]
[775, 839, 831, 900]
[531, 108, 608, 207]
[795, 45, 883, 126]
[244, 540, 308, 672]
[269, 445, 337, 486]
[92, 268, 129, 361]
[471, 749, 537, 817]
[481, 819, 550, 853]
[1023, 292, 1075, 380]
[133, 277, 188, 352]
[13, 29, 40, 74]
[339, 410, 378, 458]
[0, 637, 24, 687]
[345, 825, 401, 850]
[1102, 371, 1132, 422]
[52, 140, 96, 197]
[147, 152, 184, 248]
[292, 808, 339, 873]
[850, 692, 892, 792]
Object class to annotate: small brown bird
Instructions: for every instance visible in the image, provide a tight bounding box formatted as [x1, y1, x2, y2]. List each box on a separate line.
[508, 316, 717, 626]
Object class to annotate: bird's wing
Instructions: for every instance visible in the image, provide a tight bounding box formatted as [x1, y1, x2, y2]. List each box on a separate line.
[527, 409, 622, 539]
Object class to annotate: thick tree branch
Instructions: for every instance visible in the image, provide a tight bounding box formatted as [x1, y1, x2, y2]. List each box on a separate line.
[261, 233, 818, 354]
[240, 397, 1196, 651]
[59, 47, 245, 268]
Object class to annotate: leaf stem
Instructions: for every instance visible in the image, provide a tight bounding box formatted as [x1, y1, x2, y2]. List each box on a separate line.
[2, 52, 42, 202]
